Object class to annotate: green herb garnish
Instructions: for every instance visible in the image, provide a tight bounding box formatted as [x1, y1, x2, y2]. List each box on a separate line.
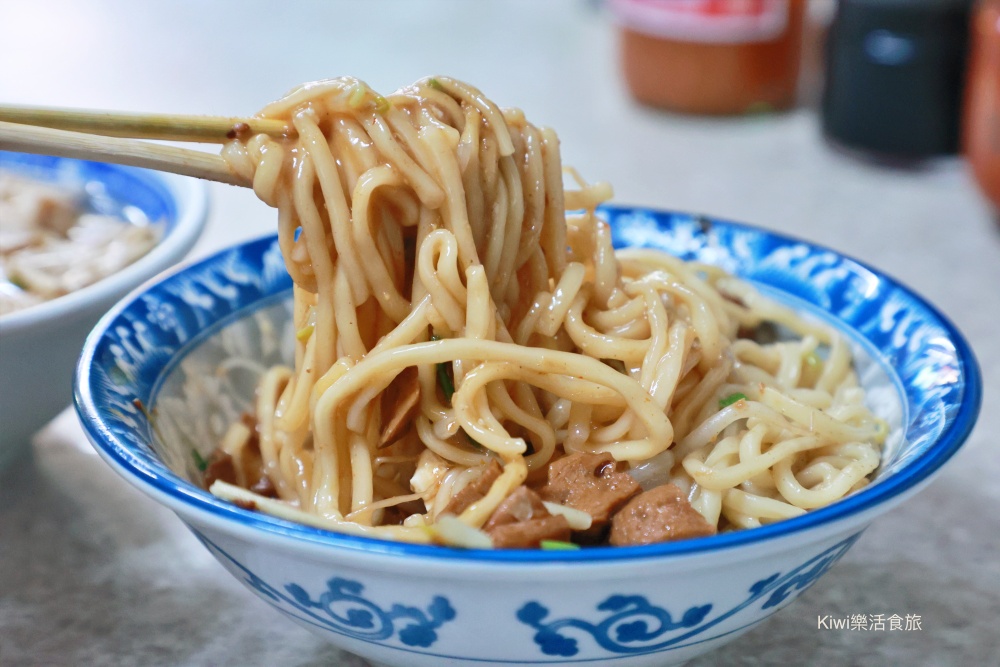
[540, 540, 580, 551]
[430, 333, 455, 403]
[800, 350, 825, 386]
[7, 274, 28, 290]
[191, 448, 209, 472]
[348, 84, 367, 108]
[437, 361, 455, 403]
[803, 350, 823, 369]
[427, 78, 444, 91]
[374, 94, 390, 114]
[719, 392, 747, 408]
[296, 324, 314, 342]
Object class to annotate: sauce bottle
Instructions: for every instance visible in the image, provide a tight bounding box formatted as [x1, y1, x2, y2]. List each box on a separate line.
[610, 0, 807, 115]
[821, 0, 972, 159]
[964, 0, 1000, 212]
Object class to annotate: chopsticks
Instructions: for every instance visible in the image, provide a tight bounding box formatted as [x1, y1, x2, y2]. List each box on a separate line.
[0, 120, 250, 187]
[0, 104, 289, 143]
[0, 105, 293, 187]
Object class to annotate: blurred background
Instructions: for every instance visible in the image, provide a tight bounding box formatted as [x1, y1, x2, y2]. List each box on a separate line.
[0, 1, 997, 665]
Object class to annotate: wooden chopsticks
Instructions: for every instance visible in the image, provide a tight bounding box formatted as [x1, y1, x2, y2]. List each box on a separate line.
[0, 105, 294, 186]
[0, 120, 250, 186]
[0, 104, 289, 143]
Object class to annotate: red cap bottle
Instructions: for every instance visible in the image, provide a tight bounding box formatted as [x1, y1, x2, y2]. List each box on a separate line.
[964, 0, 1000, 212]
[611, 0, 806, 115]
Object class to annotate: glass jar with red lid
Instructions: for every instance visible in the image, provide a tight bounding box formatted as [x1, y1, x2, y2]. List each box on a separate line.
[610, 0, 807, 115]
[964, 0, 1000, 212]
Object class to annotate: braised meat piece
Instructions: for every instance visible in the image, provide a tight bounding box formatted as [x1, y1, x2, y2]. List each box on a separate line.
[608, 483, 716, 546]
[441, 459, 503, 516]
[484, 486, 571, 548]
[202, 413, 278, 499]
[538, 452, 642, 539]
[378, 366, 421, 449]
[203, 450, 237, 488]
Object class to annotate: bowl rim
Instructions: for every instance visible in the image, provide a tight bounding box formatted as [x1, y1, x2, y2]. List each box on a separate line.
[74, 208, 983, 564]
[0, 155, 209, 334]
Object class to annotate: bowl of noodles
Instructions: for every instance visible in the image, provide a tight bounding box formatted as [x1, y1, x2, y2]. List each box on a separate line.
[0, 150, 207, 466]
[74, 78, 980, 666]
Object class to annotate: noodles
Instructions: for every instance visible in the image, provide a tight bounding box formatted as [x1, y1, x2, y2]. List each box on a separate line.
[207, 76, 887, 548]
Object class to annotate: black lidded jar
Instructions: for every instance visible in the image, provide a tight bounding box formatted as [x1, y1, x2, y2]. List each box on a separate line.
[821, 0, 973, 159]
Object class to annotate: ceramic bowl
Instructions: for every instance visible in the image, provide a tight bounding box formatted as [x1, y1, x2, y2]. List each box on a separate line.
[0, 151, 208, 468]
[74, 206, 981, 667]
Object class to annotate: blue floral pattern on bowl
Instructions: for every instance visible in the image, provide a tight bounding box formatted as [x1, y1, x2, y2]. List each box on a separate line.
[516, 532, 860, 658]
[189, 528, 858, 661]
[187, 527, 860, 661]
[195, 532, 456, 649]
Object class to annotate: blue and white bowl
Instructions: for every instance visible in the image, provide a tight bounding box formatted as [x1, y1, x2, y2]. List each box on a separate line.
[74, 206, 981, 667]
[0, 151, 208, 466]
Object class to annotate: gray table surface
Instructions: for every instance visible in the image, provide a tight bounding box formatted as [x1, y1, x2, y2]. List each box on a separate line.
[1, 1, 997, 665]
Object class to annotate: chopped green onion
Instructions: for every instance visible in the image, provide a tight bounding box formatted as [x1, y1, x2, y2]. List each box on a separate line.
[429, 334, 455, 403]
[437, 361, 455, 403]
[7, 274, 28, 290]
[540, 540, 580, 551]
[719, 392, 747, 408]
[192, 448, 208, 472]
[427, 78, 444, 91]
[374, 94, 390, 114]
[296, 324, 314, 342]
[348, 84, 367, 108]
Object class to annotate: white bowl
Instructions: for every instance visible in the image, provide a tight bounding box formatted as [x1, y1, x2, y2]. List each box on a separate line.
[74, 207, 981, 666]
[0, 151, 208, 467]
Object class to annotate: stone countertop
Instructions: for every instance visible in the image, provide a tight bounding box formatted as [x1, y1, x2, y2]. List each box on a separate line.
[1, 1, 997, 665]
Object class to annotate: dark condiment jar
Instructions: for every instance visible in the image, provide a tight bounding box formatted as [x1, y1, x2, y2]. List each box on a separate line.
[964, 0, 1000, 212]
[821, 0, 973, 159]
[611, 0, 806, 115]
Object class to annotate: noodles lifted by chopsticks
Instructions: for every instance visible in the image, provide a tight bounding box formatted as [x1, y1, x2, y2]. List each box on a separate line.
[208, 76, 887, 548]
